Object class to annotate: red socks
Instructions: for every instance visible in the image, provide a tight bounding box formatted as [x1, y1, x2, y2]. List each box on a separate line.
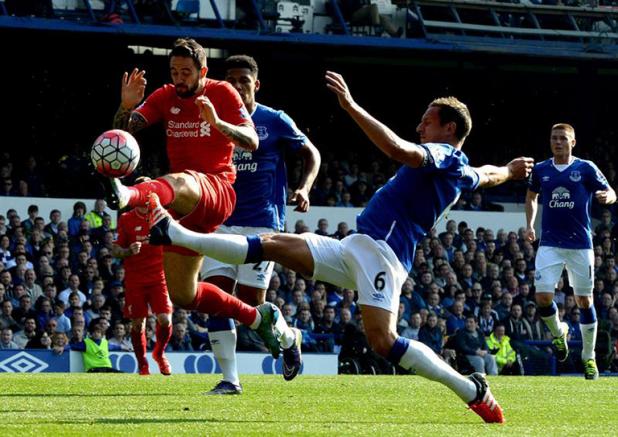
[131, 329, 148, 369]
[189, 281, 257, 326]
[153, 322, 172, 359]
[127, 177, 175, 208]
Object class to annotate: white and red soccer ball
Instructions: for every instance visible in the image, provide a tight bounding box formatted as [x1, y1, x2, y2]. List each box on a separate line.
[91, 129, 140, 178]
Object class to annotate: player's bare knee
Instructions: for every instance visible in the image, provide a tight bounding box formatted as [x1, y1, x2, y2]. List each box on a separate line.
[575, 295, 593, 308]
[157, 313, 171, 327]
[162, 173, 200, 214]
[535, 292, 554, 307]
[131, 318, 145, 333]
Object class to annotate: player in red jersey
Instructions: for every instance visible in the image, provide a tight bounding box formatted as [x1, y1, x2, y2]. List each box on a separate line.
[105, 38, 281, 358]
[112, 205, 173, 375]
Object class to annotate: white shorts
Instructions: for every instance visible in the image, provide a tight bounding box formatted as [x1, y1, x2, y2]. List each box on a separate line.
[200, 225, 275, 289]
[303, 233, 409, 314]
[534, 246, 594, 296]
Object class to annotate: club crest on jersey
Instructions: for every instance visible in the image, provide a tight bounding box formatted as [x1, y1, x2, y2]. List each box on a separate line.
[542, 176, 550, 182]
[569, 171, 581, 182]
[170, 106, 181, 115]
[256, 126, 269, 141]
[135, 226, 142, 231]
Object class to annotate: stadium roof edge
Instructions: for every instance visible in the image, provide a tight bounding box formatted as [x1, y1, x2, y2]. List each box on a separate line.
[2, 16, 618, 61]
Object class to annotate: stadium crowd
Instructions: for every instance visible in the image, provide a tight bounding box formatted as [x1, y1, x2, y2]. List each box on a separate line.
[0, 192, 617, 374]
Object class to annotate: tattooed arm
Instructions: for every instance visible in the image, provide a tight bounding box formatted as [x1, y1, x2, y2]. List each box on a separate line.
[113, 68, 148, 133]
[195, 95, 258, 151]
[112, 108, 148, 134]
[216, 122, 259, 151]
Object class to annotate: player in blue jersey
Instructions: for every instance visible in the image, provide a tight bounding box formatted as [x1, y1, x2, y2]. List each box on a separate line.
[201, 55, 321, 394]
[147, 71, 534, 423]
[525, 123, 616, 380]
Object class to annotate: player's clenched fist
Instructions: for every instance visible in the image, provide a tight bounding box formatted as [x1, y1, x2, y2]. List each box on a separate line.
[128, 241, 142, 255]
[195, 95, 219, 126]
[507, 157, 534, 180]
[595, 190, 617, 205]
[524, 226, 536, 242]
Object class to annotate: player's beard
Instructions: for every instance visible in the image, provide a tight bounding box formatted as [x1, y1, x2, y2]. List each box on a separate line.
[175, 81, 199, 98]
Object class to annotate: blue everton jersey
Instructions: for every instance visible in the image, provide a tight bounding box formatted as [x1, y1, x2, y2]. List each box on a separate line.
[225, 103, 307, 230]
[357, 143, 481, 272]
[528, 157, 609, 249]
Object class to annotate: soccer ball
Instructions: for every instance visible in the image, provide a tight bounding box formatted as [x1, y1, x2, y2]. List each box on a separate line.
[91, 129, 140, 178]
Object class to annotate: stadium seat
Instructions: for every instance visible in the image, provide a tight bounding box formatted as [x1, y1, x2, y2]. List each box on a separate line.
[175, 0, 199, 20]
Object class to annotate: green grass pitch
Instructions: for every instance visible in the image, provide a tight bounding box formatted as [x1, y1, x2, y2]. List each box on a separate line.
[1, 374, 617, 435]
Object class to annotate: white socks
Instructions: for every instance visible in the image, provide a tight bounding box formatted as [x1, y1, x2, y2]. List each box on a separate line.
[168, 221, 249, 264]
[209, 329, 240, 386]
[541, 312, 564, 338]
[274, 312, 296, 349]
[399, 339, 477, 403]
[580, 322, 598, 361]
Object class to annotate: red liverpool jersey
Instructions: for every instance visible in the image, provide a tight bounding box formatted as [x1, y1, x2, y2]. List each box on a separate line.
[135, 79, 252, 182]
[115, 209, 165, 283]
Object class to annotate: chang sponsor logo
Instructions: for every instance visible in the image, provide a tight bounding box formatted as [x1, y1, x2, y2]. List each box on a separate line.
[549, 186, 574, 209]
[233, 149, 258, 173]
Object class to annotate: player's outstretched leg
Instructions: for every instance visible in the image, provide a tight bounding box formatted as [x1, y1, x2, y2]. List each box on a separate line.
[282, 327, 303, 381]
[361, 305, 504, 424]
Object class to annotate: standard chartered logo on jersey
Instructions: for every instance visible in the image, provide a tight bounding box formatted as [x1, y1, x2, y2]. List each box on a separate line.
[549, 186, 574, 209]
[233, 148, 258, 172]
[166, 120, 211, 138]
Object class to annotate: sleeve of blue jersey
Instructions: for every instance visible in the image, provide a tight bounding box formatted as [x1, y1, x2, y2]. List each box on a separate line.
[527, 164, 541, 193]
[278, 110, 307, 151]
[586, 160, 611, 191]
[421, 143, 480, 190]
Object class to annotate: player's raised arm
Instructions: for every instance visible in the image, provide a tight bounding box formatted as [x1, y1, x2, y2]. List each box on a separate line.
[195, 96, 259, 151]
[290, 139, 321, 212]
[113, 68, 148, 133]
[325, 71, 426, 168]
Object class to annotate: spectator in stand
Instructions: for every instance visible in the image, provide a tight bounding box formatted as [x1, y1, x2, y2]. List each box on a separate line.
[68, 201, 87, 238]
[454, 315, 498, 375]
[336, 191, 355, 207]
[168, 322, 193, 352]
[494, 292, 513, 321]
[91, 214, 114, 246]
[0, 178, 17, 196]
[0, 300, 20, 332]
[21, 205, 39, 237]
[418, 312, 443, 355]
[108, 321, 133, 351]
[44, 209, 62, 238]
[447, 301, 466, 335]
[0, 327, 18, 349]
[486, 324, 522, 375]
[465, 192, 486, 211]
[524, 301, 544, 340]
[332, 222, 353, 240]
[23, 269, 43, 302]
[13, 316, 38, 349]
[84, 199, 108, 231]
[58, 274, 87, 306]
[52, 300, 71, 334]
[400, 312, 422, 340]
[13, 294, 37, 328]
[504, 304, 534, 346]
[315, 218, 330, 236]
[26, 330, 52, 350]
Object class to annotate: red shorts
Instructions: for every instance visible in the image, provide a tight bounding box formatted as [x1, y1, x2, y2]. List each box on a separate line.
[123, 279, 173, 319]
[166, 170, 236, 256]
